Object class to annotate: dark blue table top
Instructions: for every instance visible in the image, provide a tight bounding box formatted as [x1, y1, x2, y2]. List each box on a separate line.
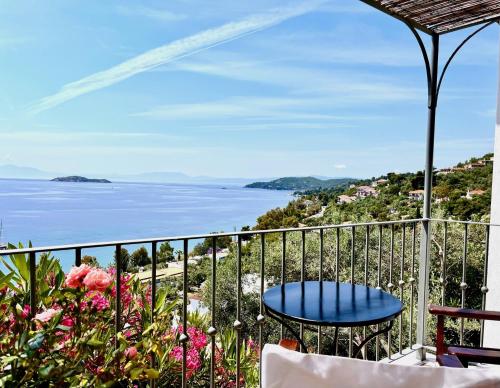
[262, 281, 403, 327]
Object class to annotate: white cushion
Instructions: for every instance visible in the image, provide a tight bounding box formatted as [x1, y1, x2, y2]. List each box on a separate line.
[261, 344, 500, 388]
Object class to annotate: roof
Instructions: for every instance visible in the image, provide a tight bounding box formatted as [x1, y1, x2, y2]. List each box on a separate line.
[357, 185, 377, 191]
[360, 0, 500, 35]
[409, 189, 425, 194]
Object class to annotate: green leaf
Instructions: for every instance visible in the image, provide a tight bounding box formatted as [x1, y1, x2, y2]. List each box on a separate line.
[38, 363, 55, 378]
[86, 338, 105, 347]
[129, 368, 144, 379]
[143, 368, 160, 379]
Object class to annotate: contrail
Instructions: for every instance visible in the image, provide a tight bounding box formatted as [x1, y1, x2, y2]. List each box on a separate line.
[30, 1, 325, 114]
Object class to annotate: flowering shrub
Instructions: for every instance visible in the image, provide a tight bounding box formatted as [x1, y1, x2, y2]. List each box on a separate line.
[0, 245, 259, 387]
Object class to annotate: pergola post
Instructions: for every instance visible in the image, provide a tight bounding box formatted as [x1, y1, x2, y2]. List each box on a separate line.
[416, 33, 439, 361]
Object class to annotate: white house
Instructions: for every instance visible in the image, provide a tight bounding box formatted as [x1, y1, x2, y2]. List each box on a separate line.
[337, 195, 356, 204]
[356, 186, 378, 198]
[408, 189, 424, 201]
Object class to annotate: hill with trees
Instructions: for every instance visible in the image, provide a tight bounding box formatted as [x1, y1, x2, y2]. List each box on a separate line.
[254, 153, 493, 228]
[245, 176, 358, 191]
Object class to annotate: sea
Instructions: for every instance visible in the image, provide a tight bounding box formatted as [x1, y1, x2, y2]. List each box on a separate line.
[0, 179, 292, 270]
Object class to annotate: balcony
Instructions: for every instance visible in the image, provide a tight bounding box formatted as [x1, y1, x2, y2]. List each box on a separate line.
[0, 217, 494, 386]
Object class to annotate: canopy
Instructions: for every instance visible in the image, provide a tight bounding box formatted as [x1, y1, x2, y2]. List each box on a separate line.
[360, 0, 500, 34]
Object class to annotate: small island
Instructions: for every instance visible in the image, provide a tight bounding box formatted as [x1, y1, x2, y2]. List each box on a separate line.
[51, 176, 111, 183]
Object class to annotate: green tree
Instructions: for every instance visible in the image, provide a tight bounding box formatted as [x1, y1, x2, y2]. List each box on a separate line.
[130, 246, 151, 268]
[82, 255, 99, 267]
[113, 248, 130, 272]
[157, 242, 175, 263]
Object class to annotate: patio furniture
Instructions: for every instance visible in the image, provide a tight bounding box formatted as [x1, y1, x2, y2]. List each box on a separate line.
[429, 304, 500, 368]
[261, 343, 500, 388]
[262, 281, 403, 355]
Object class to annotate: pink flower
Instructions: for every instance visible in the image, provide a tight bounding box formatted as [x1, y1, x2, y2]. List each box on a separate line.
[187, 327, 208, 350]
[170, 346, 202, 372]
[60, 316, 74, 327]
[83, 269, 113, 292]
[85, 291, 110, 311]
[65, 264, 92, 288]
[20, 304, 31, 319]
[186, 347, 201, 370]
[33, 308, 61, 323]
[170, 346, 183, 361]
[124, 346, 138, 359]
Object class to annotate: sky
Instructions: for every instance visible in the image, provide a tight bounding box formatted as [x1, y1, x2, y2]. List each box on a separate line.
[0, 0, 498, 179]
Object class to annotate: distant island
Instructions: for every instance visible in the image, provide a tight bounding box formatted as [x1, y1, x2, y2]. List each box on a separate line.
[245, 177, 358, 191]
[51, 176, 111, 183]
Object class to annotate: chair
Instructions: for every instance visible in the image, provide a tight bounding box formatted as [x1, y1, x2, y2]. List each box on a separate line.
[429, 304, 500, 368]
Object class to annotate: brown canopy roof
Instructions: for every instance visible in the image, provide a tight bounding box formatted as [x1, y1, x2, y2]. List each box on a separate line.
[360, 0, 500, 34]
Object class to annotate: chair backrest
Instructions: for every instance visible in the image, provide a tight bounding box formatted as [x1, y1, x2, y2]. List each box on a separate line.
[261, 344, 500, 388]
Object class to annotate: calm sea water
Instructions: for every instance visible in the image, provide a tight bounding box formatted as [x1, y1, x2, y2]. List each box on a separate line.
[0, 179, 291, 269]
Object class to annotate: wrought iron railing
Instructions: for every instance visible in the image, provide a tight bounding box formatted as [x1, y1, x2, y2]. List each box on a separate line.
[0, 217, 495, 387]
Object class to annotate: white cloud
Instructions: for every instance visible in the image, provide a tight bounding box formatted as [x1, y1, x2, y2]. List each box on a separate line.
[29, 0, 325, 114]
[131, 95, 393, 125]
[116, 5, 187, 22]
[334, 164, 347, 169]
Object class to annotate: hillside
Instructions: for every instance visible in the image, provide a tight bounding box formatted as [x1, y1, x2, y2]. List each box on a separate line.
[253, 154, 493, 229]
[245, 176, 358, 191]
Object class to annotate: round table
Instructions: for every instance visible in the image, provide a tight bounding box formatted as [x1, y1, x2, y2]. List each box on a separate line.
[262, 281, 403, 355]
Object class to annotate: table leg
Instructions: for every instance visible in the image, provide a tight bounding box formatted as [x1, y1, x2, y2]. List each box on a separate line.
[353, 320, 394, 358]
[333, 327, 339, 356]
[265, 307, 308, 353]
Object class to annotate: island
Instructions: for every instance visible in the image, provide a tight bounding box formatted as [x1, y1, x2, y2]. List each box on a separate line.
[245, 177, 357, 191]
[51, 176, 111, 183]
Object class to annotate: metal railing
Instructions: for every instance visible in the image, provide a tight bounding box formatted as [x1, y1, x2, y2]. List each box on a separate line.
[0, 217, 495, 386]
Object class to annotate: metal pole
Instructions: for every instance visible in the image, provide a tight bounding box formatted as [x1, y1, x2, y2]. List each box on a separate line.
[416, 33, 439, 361]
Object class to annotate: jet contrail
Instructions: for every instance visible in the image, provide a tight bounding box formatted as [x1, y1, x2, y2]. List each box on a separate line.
[30, 1, 325, 114]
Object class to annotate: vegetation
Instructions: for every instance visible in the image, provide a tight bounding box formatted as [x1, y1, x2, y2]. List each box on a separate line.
[0, 245, 258, 387]
[245, 176, 358, 191]
[254, 154, 493, 229]
[0, 153, 494, 384]
[51, 176, 111, 183]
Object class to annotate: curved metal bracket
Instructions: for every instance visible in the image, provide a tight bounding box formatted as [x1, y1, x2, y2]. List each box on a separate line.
[405, 22, 432, 97]
[404, 20, 497, 106]
[436, 20, 496, 101]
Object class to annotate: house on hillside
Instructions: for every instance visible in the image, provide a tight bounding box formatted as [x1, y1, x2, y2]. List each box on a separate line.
[337, 195, 356, 204]
[435, 197, 449, 204]
[356, 186, 378, 199]
[371, 178, 388, 187]
[436, 168, 453, 175]
[408, 190, 424, 201]
[466, 189, 486, 199]
[465, 161, 485, 170]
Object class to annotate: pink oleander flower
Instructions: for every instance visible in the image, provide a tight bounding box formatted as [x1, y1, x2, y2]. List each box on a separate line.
[187, 327, 208, 350]
[60, 316, 74, 327]
[66, 264, 92, 288]
[111, 274, 133, 309]
[170, 346, 183, 361]
[124, 346, 138, 359]
[85, 291, 110, 311]
[186, 347, 201, 370]
[33, 308, 61, 323]
[83, 269, 113, 292]
[20, 304, 31, 319]
[170, 346, 201, 371]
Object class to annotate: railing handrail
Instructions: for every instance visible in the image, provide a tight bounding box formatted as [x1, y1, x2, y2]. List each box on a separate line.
[0, 218, 423, 255]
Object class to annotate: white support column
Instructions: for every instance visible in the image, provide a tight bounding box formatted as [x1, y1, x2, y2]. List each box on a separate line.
[484, 35, 500, 348]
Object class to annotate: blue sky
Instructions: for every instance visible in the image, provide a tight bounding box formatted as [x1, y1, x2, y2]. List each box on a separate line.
[0, 0, 498, 179]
